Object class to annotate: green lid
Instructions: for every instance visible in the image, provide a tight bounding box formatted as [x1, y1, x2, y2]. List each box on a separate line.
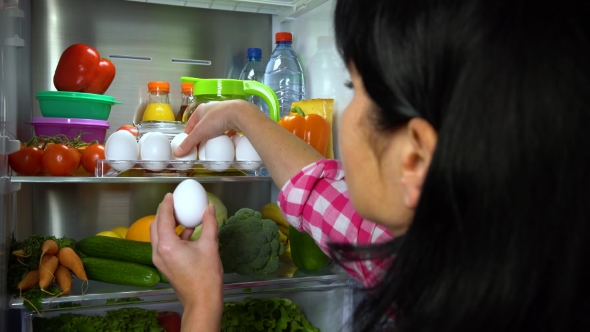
[36, 91, 122, 104]
[180, 78, 246, 96]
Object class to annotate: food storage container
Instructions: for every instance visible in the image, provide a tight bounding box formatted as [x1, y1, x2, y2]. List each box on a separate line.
[36, 91, 122, 120]
[27, 117, 110, 143]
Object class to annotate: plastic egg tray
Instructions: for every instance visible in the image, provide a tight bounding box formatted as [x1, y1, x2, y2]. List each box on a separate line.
[94, 159, 267, 177]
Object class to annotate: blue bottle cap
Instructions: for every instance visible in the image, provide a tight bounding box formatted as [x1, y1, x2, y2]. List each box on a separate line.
[247, 48, 262, 59]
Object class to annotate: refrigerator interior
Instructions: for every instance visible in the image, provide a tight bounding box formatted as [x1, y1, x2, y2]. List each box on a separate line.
[0, 0, 357, 331]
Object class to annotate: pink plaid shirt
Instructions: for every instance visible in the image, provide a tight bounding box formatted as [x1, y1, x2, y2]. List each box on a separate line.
[278, 159, 394, 287]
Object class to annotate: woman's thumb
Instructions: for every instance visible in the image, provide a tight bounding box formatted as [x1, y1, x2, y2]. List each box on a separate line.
[200, 204, 218, 240]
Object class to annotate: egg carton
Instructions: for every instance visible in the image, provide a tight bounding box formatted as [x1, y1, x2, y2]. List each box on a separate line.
[94, 159, 267, 177]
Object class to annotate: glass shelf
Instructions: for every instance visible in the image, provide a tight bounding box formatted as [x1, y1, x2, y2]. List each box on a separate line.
[10, 265, 351, 311]
[124, 0, 329, 21]
[10, 160, 272, 183]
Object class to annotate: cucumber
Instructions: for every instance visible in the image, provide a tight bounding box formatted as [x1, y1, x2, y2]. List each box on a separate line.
[157, 269, 170, 283]
[77, 236, 153, 266]
[81, 257, 160, 287]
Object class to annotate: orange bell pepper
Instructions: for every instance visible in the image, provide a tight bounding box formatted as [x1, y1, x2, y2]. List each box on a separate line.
[279, 106, 331, 157]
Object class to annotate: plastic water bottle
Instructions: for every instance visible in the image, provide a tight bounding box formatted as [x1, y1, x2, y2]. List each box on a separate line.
[263, 32, 305, 119]
[239, 48, 266, 114]
[307, 36, 345, 99]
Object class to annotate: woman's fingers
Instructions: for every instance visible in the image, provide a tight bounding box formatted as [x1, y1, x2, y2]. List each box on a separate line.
[179, 227, 195, 241]
[200, 204, 219, 241]
[156, 193, 182, 241]
[175, 104, 209, 157]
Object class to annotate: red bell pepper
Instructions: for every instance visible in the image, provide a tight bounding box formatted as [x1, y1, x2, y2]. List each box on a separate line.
[53, 43, 116, 94]
[157, 311, 182, 332]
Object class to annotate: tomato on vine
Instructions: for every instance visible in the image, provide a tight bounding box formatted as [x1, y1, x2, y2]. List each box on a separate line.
[8, 145, 44, 175]
[81, 144, 108, 174]
[42, 144, 80, 176]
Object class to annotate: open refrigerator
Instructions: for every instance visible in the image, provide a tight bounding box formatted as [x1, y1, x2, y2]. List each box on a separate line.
[0, 0, 357, 331]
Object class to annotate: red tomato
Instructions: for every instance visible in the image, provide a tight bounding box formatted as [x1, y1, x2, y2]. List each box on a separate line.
[69, 147, 82, 168]
[157, 311, 181, 332]
[84, 59, 116, 94]
[53, 44, 101, 92]
[117, 125, 138, 137]
[42, 144, 80, 176]
[8, 146, 44, 175]
[81, 144, 108, 174]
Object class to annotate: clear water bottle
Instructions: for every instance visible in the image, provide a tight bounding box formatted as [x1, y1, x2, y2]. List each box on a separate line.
[263, 32, 305, 119]
[239, 48, 266, 114]
[307, 36, 345, 99]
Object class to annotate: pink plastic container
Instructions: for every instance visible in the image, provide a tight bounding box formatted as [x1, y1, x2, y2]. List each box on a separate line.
[27, 117, 110, 143]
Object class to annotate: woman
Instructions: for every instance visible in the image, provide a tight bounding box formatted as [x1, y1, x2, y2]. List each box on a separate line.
[150, 0, 590, 330]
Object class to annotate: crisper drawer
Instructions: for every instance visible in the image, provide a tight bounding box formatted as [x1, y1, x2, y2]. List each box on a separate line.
[18, 274, 356, 332]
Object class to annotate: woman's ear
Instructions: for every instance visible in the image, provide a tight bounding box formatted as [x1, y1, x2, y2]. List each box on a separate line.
[400, 118, 437, 209]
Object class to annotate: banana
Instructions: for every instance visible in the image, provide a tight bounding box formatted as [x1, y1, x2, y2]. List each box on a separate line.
[262, 203, 290, 237]
[280, 241, 294, 267]
[278, 229, 288, 246]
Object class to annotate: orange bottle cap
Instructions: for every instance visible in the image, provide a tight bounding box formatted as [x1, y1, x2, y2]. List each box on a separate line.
[181, 82, 193, 93]
[276, 32, 293, 43]
[148, 81, 170, 92]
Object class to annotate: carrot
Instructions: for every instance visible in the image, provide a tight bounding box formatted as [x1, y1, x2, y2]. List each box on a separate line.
[18, 270, 40, 296]
[38, 254, 58, 290]
[12, 249, 30, 258]
[54, 265, 72, 296]
[57, 247, 87, 281]
[40, 239, 58, 263]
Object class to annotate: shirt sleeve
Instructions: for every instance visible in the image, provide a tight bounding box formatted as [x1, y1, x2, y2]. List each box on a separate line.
[278, 158, 394, 287]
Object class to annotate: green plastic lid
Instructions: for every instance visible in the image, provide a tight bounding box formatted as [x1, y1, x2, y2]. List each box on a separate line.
[36, 91, 122, 104]
[180, 78, 246, 96]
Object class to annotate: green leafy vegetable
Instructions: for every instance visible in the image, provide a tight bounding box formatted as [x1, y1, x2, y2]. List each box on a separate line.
[218, 208, 285, 276]
[32, 307, 164, 332]
[221, 297, 320, 332]
[56, 302, 82, 309]
[106, 297, 143, 304]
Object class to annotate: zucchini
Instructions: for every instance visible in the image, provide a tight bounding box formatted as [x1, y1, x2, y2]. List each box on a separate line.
[81, 257, 160, 287]
[77, 236, 153, 266]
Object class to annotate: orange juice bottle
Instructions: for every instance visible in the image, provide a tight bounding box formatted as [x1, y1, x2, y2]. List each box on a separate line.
[142, 81, 175, 121]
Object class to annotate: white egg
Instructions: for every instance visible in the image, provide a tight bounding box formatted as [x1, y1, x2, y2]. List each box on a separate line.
[140, 132, 171, 171]
[170, 133, 197, 170]
[105, 130, 139, 172]
[205, 135, 235, 172]
[137, 132, 153, 153]
[173, 179, 208, 228]
[198, 140, 207, 161]
[235, 136, 262, 170]
[231, 133, 243, 147]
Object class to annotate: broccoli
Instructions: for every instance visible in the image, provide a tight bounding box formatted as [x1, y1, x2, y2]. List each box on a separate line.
[218, 208, 285, 276]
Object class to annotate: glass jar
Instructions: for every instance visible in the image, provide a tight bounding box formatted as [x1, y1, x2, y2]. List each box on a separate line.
[142, 81, 175, 122]
[176, 82, 194, 122]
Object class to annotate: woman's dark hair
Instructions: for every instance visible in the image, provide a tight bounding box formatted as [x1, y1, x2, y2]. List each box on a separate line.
[331, 0, 590, 331]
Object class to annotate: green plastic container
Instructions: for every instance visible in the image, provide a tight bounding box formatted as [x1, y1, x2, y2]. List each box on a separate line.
[36, 91, 122, 120]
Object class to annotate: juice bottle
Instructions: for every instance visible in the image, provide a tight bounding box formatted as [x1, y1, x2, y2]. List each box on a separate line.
[142, 81, 175, 121]
[176, 82, 194, 122]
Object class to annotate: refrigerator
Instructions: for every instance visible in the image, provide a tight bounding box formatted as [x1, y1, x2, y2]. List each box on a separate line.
[0, 0, 357, 331]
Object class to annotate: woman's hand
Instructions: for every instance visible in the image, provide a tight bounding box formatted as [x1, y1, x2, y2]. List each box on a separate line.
[175, 100, 324, 189]
[150, 193, 223, 331]
[174, 100, 259, 158]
